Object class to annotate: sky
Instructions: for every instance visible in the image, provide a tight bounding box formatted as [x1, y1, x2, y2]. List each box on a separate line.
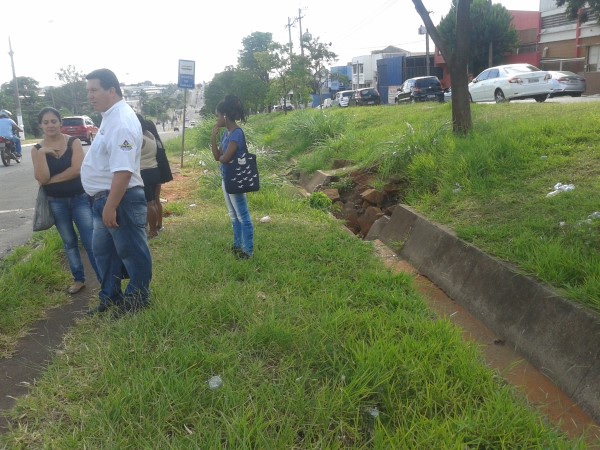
[1, 0, 540, 89]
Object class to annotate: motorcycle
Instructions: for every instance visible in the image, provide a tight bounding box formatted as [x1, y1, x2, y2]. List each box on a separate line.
[0, 136, 22, 166]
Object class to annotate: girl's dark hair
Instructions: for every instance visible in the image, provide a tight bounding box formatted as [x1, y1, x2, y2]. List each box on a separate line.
[216, 95, 246, 123]
[37, 107, 61, 124]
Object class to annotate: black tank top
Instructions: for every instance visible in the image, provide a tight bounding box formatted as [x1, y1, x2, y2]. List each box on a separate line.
[36, 136, 85, 198]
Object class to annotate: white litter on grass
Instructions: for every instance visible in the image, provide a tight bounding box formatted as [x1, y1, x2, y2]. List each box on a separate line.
[208, 375, 223, 390]
[260, 216, 272, 223]
[366, 406, 380, 418]
[189, 204, 197, 207]
[546, 182, 575, 197]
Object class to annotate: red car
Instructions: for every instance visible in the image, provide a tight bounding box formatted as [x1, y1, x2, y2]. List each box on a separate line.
[60, 115, 98, 145]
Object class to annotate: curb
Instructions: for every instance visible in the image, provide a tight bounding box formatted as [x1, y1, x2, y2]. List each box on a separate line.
[366, 204, 600, 423]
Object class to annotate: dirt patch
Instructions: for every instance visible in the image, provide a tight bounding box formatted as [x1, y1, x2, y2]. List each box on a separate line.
[159, 166, 195, 203]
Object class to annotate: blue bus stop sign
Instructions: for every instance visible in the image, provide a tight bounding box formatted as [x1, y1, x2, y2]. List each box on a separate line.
[178, 59, 195, 89]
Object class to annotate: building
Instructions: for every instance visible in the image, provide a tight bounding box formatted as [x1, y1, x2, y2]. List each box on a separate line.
[429, 2, 600, 95]
[351, 46, 411, 90]
[539, 0, 600, 93]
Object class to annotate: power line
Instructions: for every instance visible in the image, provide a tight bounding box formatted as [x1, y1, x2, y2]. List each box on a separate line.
[337, 0, 398, 40]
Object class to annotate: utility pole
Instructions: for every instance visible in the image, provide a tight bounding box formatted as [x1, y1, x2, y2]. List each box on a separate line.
[298, 8, 305, 57]
[7, 37, 24, 139]
[286, 17, 294, 56]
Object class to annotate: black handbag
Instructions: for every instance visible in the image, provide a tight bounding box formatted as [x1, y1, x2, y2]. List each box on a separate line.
[223, 150, 260, 194]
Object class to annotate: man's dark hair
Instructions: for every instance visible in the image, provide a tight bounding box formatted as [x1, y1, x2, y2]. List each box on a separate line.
[86, 68, 123, 97]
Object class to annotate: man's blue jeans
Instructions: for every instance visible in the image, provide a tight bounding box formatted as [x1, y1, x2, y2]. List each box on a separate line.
[48, 193, 100, 283]
[222, 180, 254, 255]
[91, 187, 152, 308]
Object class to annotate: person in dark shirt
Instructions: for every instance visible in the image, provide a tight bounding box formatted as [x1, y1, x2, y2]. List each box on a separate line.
[145, 119, 172, 232]
[31, 107, 100, 294]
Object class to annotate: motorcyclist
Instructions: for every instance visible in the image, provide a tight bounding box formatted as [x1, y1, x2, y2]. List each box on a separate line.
[0, 109, 23, 157]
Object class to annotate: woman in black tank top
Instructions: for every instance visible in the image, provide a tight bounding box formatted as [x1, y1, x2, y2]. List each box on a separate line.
[31, 107, 100, 294]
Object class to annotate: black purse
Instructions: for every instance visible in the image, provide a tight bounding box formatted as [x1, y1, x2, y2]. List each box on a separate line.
[223, 150, 260, 194]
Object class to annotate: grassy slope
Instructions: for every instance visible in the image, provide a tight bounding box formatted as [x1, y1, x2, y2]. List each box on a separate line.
[245, 102, 600, 313]
[0, 109, 595, 447]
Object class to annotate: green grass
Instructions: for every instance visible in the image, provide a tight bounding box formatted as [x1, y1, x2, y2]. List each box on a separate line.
[0, 231, 71, 357]
[246, 102, 600, 313]
[0, 161, 583, 447]
[1, 105, 598, 447]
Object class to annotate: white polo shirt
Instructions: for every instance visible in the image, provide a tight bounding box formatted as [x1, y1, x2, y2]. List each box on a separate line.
[81, 99, 144, 196]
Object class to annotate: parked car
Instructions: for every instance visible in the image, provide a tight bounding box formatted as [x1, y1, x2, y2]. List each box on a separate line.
[273, 104, 294, 112]
[468, 64, 551, 103]
[355, 87, 381, 106]
[60, 115, 98, 145]
[547, 70, 586, 97]
[332, 90, 355, 107]
[395, 76, 445, 103]
[444, 88, 452, 103]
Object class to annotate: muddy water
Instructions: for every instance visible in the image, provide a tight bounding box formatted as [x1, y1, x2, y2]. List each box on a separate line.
[372, 240, 600, 447]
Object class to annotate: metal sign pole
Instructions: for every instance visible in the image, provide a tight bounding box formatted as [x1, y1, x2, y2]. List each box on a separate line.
[177, 59, 195, 170]
[180, 89, 187, 168]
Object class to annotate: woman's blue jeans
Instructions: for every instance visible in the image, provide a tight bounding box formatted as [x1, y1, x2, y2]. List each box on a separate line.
[48, 193, 100, 283]
[91, 187, 152, 308]
[222, 180, 254, 255]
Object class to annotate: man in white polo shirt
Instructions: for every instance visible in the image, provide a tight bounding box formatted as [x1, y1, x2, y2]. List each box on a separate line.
[81, 68, 152, 316]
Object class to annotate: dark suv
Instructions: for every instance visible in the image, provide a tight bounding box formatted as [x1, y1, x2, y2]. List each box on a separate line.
[355, 87, 381, 106]
[60, 115, 98, 145]
[395, 76, 444, 103]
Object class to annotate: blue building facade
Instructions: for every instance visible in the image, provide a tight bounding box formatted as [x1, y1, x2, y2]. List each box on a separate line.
[377, 55, 442, 104]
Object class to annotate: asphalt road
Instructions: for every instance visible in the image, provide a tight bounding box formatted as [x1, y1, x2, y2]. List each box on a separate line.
[0, 144, 37, 259]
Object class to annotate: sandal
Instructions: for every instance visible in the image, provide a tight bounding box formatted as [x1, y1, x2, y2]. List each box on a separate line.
[67, 282, 85, 294]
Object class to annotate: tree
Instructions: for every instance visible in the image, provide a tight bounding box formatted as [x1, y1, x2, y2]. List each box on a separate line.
[413, 0, 473, 135]
[55, 65, 88, 115]
[255, 42, 295, 112]
[438, 0, 518, 77]
[555, 0, 600, 20]
[1, 77, 46, 137]
[302, 36, 338, 103]
[203, 68, 268, 116]
[238, 32, 274, 83]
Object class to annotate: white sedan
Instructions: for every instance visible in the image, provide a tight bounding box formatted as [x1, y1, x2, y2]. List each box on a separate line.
[468, 64, 552, 103]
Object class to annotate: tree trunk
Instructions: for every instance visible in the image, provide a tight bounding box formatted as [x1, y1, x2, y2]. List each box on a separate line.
[450, 0, 472, 135]
[412, 0, 473, 134]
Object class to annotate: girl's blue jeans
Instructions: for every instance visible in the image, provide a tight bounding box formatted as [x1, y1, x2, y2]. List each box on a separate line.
[222, 180, 254, 256]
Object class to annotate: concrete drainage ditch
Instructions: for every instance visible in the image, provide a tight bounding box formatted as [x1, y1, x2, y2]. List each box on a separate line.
[300, 167, 600, 429]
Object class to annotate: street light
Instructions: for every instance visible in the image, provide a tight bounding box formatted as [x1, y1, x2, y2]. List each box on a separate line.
[417, 10, 433, 77]
[418, 25, 430, 76]
[300, 28, 312, 52]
